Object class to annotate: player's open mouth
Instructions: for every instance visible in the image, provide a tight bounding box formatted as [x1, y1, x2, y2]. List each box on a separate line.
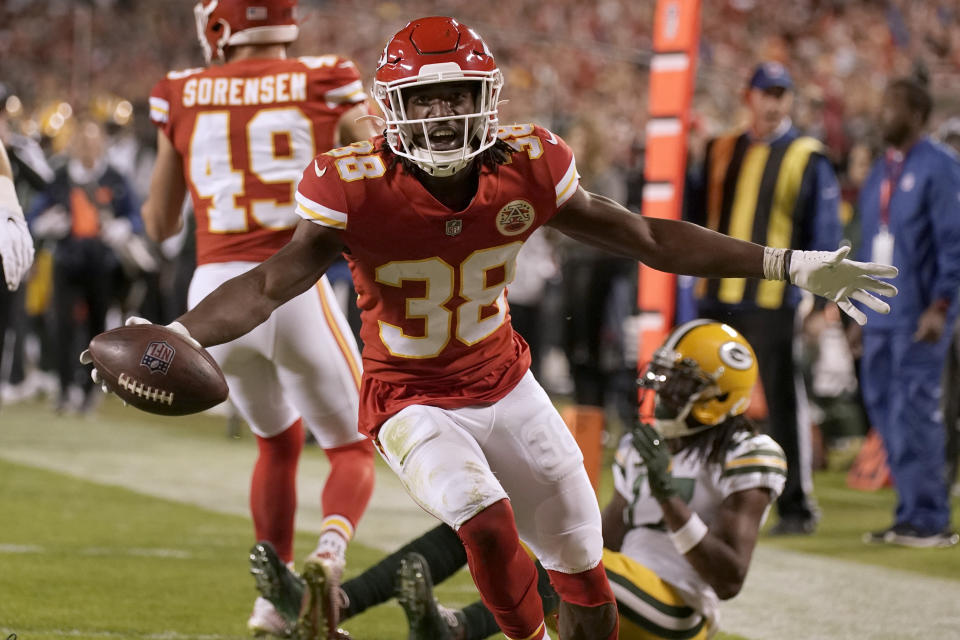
[424, 126, 462, 150]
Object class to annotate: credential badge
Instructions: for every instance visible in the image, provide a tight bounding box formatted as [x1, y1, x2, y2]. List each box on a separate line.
[141, 341, 176, 375]
[900, 172, 915, 192]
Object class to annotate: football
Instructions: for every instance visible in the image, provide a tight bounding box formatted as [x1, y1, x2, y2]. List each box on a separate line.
[87, 324, 228, 416]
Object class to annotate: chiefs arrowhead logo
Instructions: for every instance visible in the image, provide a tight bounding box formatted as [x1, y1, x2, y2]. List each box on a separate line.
[495, 200, 535, 236]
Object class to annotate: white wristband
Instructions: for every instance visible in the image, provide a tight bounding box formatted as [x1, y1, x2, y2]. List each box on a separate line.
[762, 246, 788, 281]
[0, 176, 23, 219]
[669, 513, 708, 555]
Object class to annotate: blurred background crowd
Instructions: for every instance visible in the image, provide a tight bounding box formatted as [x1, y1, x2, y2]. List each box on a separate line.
[0, 0, 958, 486]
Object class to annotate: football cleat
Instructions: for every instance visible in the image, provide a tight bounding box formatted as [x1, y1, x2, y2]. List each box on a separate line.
[249, 541, 304, 631]
[396, 552, 463, 640]
[248, 596, 293, 638]
[297, 553, 348, 640]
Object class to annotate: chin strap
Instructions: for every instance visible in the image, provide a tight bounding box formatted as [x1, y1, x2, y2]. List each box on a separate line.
[409, 146, 475, 177]
[654, 418, 715, 439]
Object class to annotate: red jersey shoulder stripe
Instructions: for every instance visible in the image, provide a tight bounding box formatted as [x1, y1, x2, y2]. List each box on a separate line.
[295, 191, 347, 229]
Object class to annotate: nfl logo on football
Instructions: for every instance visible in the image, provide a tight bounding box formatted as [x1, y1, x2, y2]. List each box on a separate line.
[141, 341, 176, 375]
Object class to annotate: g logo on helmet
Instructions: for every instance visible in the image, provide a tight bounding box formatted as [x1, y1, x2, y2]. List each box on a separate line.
[496, 200, 535, 236]
[719, 341, 753, 370]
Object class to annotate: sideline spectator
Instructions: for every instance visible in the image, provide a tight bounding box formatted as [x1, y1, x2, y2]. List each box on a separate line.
[858, 77, 960, 548]
[686, 62, 842, 536]
[28, 119, 141, 413]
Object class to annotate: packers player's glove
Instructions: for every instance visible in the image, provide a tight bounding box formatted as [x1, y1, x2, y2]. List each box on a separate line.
[631, 422, 677, 501]
[763, 246, 898, 326]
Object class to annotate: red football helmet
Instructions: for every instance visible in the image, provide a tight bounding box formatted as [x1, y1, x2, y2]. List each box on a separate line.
[194, 0, 299, 64]
[373, 16, 503, 176]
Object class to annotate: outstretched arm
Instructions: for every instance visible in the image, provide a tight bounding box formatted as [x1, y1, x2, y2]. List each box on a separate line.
[548, 188, 766, 278]
[178, 219, 345, 346]
[548, 186, 898, 325]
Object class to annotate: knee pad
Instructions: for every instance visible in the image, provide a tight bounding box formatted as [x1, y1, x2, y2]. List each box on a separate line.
[529, 469, 603, 573]
[379, 408, 507, 527]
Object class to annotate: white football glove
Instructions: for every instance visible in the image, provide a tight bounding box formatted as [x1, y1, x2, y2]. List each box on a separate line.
[79, 316, 200, 393]
[0, 176, 34, 291]
[779, 246, 899, 326]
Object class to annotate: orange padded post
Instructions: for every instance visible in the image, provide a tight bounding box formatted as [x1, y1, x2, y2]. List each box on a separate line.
[562, 405, 605, 496]
[637, 0, 702, 413]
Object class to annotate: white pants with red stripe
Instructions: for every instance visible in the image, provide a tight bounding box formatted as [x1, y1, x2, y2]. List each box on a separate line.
[189, 261, 364, 446]
[377, 371, 603, 574]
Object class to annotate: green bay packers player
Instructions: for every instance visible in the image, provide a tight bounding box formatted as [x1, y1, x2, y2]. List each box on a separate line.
[598, 319, 785, 638]
[248, 320, 785, 639]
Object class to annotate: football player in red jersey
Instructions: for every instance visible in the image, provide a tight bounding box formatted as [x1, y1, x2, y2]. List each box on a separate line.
[112, 16, 896, 640]
[139, 1, 378, 636]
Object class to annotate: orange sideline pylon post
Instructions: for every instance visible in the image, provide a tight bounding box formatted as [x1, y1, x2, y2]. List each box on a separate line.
[637, 0, 702, 413]
[562, 405, 605, 496]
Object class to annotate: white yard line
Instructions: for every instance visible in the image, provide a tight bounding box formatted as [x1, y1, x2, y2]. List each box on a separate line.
[723, 547, 960, 639]
[3, 406, 959, 639]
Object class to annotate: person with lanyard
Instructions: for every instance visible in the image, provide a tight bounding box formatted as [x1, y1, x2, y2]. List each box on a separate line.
[685, 61, 842, 536]
[857, 76, 960, 548]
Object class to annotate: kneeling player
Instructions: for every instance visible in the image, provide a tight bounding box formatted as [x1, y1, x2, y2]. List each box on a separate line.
[251, 320, 785, 639]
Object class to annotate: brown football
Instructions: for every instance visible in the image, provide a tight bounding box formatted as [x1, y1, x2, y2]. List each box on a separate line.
[87, 324, 228, 416]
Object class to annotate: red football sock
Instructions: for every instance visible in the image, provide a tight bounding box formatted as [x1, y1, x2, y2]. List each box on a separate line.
[321, 437, 376, 535]
[250, 418, 304, 564]
[548, 563, 619, 640]
[457, 499, 545, 640]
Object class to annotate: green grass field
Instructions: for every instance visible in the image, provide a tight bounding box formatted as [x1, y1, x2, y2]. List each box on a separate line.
[1, 398, 958, 639]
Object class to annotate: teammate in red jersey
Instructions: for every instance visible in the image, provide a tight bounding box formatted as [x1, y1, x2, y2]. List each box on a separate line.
[110, 16, 895, 640]
[139, 1, 377, 636]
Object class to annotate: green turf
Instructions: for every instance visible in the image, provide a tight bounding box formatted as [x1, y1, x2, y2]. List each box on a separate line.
[2, 399, 958, 640]
[760, 470, 960, 580]
[0, 457, 480, 639]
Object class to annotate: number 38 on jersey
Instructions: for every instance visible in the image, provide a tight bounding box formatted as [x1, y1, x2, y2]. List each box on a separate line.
[376, 242, 522, 359]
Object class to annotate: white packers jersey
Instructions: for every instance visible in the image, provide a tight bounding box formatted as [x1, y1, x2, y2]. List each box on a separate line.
[612, 428, 786, 629]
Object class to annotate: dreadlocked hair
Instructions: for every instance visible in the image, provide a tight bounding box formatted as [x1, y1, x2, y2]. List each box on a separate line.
[675, 414, 759, 466]
[374, 134, 518, 174]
